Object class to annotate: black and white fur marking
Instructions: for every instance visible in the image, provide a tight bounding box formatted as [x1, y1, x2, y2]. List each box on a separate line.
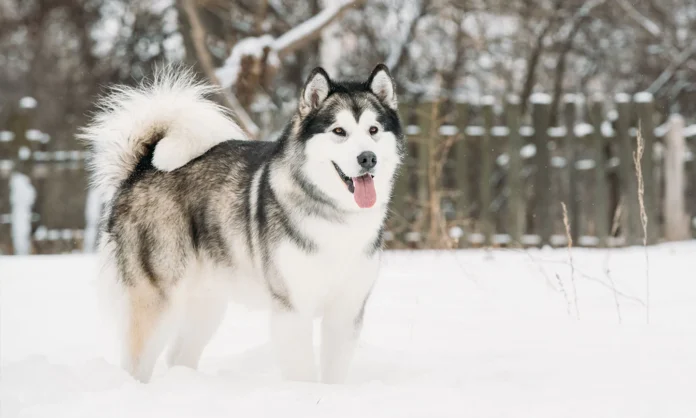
[82, 64, 404, 384]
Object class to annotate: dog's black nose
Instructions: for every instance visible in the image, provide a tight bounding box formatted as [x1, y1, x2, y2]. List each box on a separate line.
[357, 151, 377, 170]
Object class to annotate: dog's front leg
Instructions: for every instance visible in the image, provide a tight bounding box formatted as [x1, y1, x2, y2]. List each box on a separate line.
[270, 309, 316, 381]
[320, 301, 366, 384]
[320, 259, 378, 384]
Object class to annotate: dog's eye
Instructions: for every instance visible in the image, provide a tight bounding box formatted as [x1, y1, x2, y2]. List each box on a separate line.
[332, 127, 346, 136]
[369, 126, 379, 135]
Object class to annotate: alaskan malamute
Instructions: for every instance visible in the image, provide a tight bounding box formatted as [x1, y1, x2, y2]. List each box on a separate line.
[81, 64, 404, 383]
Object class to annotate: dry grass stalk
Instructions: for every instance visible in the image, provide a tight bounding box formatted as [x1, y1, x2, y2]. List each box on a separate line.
[633, 124, 650, 324]
[561, 202, 580, 319]
[605, 195, 624, 323]
[610, 196, 623, 239]
[555, 273, 573, 317]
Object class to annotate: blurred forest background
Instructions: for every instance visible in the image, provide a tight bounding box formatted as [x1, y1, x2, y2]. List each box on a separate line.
[1, 0, 695, 254]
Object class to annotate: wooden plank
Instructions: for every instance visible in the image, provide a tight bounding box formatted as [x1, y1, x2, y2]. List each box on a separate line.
[634, 93, 659, 244]
[416, 101, 433, 210]
[454, 101, 469, 248]
[391, 102, 412, 233]
[479, 100, 494, 245]
[588, 97, 609, 247]
[663, 114, 690, 241]
[615, 95, 641, 245]
[563, 96, 580, 241]
[505, 96, 524, 246]
[531, 96, 552, 245]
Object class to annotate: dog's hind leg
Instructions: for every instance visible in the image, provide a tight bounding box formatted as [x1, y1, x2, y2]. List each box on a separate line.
[166, 282, 228, 370]
[122, 281, 174, 383]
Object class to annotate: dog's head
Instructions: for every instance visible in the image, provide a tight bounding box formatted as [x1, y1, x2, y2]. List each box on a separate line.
[291, 64, 404, 211]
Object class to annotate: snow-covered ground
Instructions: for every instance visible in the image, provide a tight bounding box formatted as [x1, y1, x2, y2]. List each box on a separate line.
[2, 243, 695, 417]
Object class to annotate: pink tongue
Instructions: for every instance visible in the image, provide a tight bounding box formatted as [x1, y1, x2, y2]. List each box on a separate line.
[353, 174, 377, 208]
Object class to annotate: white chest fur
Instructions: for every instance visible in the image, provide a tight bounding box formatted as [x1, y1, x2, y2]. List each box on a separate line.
[273, 209, 383, 316]
[265, 164, 386, 316]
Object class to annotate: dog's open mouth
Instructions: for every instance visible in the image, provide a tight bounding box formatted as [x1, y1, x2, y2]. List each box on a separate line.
[332, 162, 376, 209]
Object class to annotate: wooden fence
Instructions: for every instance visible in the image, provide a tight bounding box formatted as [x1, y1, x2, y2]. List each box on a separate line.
[388, 93, 696, 249]
[1, 93, 694, 254]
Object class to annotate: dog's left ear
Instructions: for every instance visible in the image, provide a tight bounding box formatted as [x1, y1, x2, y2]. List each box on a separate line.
[367, 63, 397, 110]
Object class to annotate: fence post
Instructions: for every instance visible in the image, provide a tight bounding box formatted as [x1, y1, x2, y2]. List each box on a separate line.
[531, 94, 552, 246]
[588, 96, 609, 246]
[663, 114, 690, 241]
[506, 95, 524, 246]
[416, 101, 433, 210]
[454, 101, 469, 248]
[8, 97, 37, 255]
[563, 95, 580, 242]
[391, 103, 411, 232]
[479, 97, 494, 246]
[615, 94, 641, 245]
[634, 92, 659, 244]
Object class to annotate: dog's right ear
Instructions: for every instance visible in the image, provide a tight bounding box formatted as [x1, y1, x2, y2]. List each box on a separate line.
[299, 67, 331, 117]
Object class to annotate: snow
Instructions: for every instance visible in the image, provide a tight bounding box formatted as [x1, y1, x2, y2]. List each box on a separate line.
[216, 0, 355, 88]
[272, 0, 353, 53]
[19, 97, 37, 109]
[448, 226, 464, 239]
[519, 126, 534, 137]
[684, 124, 696, 138]
[465, 126, 485, 136]
[9, 173, 36, 255]
[529, 92, 551, 105]
[18, 146, 31, 161]
[574, 123, 594, 137]
[0, 131, 15, 142]
[385, 1, 422, 70]
[548, 126, 567, 137]
[34, 226, 48, 241]
[506, 94, 520, 105]
[438, 125, 458, 136]
[634, 92, 654, 103]
[520, 143, 536, 158]
[216, 35, 275, 88]
[25, 129, 43, 141]
[480, 95, 495, 106]
[3, 244, 696, 417]
[0, 160, 13, 172]
[601, 121, 615, 137]
[405, 125, 420, 136]
[550, 156, 566, 168]
[491, 126, 509, 137]
[614, 93, 631, 103]
[404, 231, 421, 242]
[575, 159, 597, 171]
[563, 93, 578, 104]
[83, 189, 102, 253]
[654, 122, 670, 137]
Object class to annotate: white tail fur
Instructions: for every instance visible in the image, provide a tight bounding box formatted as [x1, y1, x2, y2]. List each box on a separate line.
[79, 66, 246, 203]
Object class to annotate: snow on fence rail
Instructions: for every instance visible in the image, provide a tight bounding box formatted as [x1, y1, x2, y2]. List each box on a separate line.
[0, 94, 695, 254]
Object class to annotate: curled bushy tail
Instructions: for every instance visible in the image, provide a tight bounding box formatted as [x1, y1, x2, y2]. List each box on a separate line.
[79, 66, 246, 203]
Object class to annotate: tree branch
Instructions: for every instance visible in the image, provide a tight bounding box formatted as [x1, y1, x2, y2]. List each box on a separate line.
[615, 0, 661, 38]
[178, 0, 259, 137]
[272, 0, 365, 58]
